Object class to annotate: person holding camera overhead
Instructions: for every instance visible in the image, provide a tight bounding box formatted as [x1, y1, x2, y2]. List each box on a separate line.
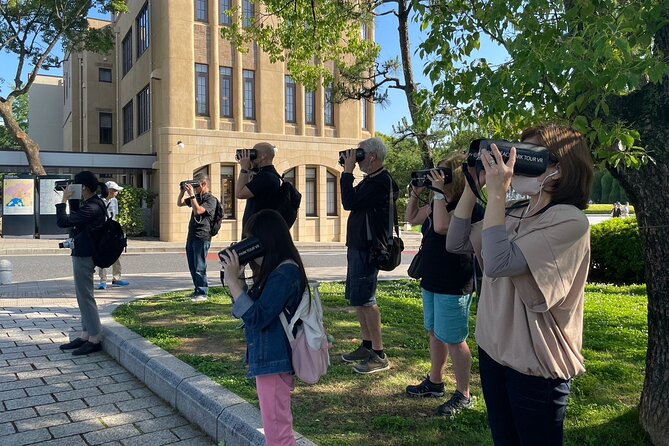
[404, 153, 484, 416]
[177, 173, 217, 302]
[56, 171, 108, 356]
[220, 209, 306, 446]
[446, 124, 593, 444]
[340, 137, 399, 374]
[236, 142, 281, 227]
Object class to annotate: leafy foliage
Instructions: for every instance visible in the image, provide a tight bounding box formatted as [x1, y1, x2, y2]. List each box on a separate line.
[590, 218, 645, 284]
[419, 0, 669, 167]
[117, 185, 155, 236]
[0, 94, 27, 149]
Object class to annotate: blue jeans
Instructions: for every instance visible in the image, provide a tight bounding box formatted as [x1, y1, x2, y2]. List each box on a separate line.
[186, 238, 211, 296]
[479, 347, 572, 446]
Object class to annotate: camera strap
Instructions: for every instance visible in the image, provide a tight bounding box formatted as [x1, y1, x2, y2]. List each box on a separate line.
[462, 161, 487, 205]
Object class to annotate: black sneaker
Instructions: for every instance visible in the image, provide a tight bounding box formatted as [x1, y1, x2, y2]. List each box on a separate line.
[341, 345, 371, 363]
[71, 341, 102, 356]
[436, 390, 473, 417]
[353, 351, 390, 374]
[406, 375, 445, 398]
[59, 338, 86, 350]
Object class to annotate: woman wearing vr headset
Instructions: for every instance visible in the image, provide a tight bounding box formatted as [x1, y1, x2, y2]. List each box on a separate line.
[446, 124, 593, 445]
[56, 171, 108, 356]
[220, 209, 307, 446]
[404, 153, 483, 417]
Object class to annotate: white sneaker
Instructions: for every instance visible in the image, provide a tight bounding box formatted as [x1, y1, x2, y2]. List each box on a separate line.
[190, 295, 208, 303]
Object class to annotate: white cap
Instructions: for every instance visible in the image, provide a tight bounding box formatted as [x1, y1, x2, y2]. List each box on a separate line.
[105, 181, 124, 191]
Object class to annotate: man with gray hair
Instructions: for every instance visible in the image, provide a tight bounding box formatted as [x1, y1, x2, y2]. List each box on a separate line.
[340, 137, 400, 374]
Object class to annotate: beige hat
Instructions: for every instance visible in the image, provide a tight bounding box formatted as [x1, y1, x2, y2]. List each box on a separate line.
[105, 181, 124, 191]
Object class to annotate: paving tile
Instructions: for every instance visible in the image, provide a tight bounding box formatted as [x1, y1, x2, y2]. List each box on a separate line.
[58, 362, 103, 374]
[16, 367, 62, 380]
[84, 424, 142, 445]
[4, 393, 55, 410]
[54, 386, 103, 402]
[23, 433, 89, 446]
[26, 382, 74, 396]
[85, 365, 127, 379]
[0, 387, 27, 402]
[0, 420, 16, 435]
[71, 376, 115, 390]
[98, 380, 144, 394]
[68, 403, 120, 422]
[147, 405, 177, 418]
[49, 418, 106, 438]
[15, 413, 70, 431]
[164, 436, 214, 446]
[135, 414, 189, 433]
[1, 427, 53, 445]
[0, 407, 37, 423]
[170, 424, 204, 441]
[121, 429, 179, 446]
[115, 395, 164, 412]
[35, 399, 88, 416]
[100, 409, 154, 427]
[84, 391, 135, 407]
[0, 377, 42, 392]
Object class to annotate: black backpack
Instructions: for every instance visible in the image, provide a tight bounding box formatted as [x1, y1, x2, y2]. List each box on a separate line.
[210, 197, 224, 236]
[89, 200, 128, 268]
[272, 172, 301, 228]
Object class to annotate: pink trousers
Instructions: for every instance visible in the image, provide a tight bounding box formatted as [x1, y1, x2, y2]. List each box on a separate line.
[256, 373, 296, 446]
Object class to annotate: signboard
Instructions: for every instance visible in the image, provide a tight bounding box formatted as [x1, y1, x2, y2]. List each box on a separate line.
[3, 177, 35, 216]
[39, 178, 67, 215]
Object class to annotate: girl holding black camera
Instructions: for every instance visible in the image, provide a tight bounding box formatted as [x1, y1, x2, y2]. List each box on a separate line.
[220, 209, 306, 446]
[56, 171, 108, 356]
[447, 124, 593, 445]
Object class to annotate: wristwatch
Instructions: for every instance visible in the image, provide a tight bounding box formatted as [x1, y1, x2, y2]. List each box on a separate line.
[433, 193, 445, 201]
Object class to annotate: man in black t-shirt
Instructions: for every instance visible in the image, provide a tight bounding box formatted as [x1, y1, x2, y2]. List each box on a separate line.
[177, 173, 217, 302]
[340, 137, 399, 375]
[236, 142, 281, 227]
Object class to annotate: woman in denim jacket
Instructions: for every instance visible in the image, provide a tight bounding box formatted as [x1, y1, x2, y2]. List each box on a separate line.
[220, 209, 306, 446]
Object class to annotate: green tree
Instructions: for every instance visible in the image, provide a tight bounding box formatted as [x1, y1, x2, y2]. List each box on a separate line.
[0, 94, 28, 149]
[0, 0, 127, 175]
[419, 1, 669, 440]
[378, 132, 424, 190]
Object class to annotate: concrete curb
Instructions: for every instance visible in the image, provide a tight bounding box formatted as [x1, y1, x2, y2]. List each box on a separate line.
[99, 314, 317, 446]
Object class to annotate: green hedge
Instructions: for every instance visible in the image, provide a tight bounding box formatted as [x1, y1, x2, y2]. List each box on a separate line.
[590, 217, 645, 284]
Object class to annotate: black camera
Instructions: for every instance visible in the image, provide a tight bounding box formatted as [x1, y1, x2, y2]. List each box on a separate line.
[58, 238, 74, 249]
[219, 236, 264, 266]
[54, 180, 73, 191]
[180, 180, 201, 190]
[235, 149, 258, 162]
[338, 148, 366, 166]
[467, 139, 553, 177]
[410, 167, 453, 188]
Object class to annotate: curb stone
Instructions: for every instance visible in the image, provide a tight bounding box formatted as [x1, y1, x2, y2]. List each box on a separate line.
[99, 314, 317, 445]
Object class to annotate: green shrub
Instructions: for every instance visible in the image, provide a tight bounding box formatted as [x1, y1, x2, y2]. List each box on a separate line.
[117, 185, 155, 236]
[590, 218, 645, 284]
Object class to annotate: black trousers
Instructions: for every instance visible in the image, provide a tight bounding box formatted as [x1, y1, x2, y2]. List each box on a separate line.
[478, 346, 572, 446]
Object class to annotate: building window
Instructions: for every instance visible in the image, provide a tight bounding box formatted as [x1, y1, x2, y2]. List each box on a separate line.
[122, 30, 133, 76]
[99, 113, 113, 144]
[195, 63, 209, 116]
[220, 165, 235, 219]
[361, 100, 368, 130]
[136, 2, 150, 58]
[327, 171, 337, 215]
[362, 23, 369, 40]
[324, 83, 334, 126]
[220, 0, 232, 25]
[123, 101, 133, 144]
[98, 68, 112, 83]
[306, 167, 317, 216]
[195, 0, 208, 22]
[243, 0, 254, 28]
[305, 90, 315, 124]
[220, 66, 232, 118]
[283, 168, 295, 187]
[285, 76, 296, 123]
[243, 69, 255, 120]
[137, 85, 150, 135]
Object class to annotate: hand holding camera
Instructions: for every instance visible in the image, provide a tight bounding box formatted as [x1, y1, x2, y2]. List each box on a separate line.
[338, 148, 365, 171]
[235, 149, 258, 169]
[219, 248, 242, 288]
[481, 144, 516, 196]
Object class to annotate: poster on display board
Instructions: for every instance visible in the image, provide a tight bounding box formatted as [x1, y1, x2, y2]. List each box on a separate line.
[39, 178, 70, 215]
[3, 176, 35, 216]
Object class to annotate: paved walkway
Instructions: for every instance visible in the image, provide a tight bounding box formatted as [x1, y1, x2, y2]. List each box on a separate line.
[0, 241, 411, 446]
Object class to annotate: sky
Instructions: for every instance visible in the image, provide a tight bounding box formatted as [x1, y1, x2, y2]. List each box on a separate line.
[0, 7, 506, 138]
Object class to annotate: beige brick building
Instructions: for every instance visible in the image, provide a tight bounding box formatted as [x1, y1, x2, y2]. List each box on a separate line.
[61, 0, 374, 242]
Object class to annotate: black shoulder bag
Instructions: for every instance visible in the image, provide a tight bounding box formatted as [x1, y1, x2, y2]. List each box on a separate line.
[366, 174, 404, 271]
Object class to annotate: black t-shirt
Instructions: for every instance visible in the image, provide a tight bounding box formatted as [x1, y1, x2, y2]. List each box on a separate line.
[420, 201, 484, 295]
[187, 192, 217, 241]
[340, 169, 399, 250]
[242, 165, 281, 227]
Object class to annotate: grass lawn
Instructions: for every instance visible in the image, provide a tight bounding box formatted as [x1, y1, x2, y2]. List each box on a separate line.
[113, 281, 650, 446]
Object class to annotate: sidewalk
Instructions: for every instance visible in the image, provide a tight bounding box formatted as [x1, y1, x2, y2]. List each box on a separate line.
[0, 258, 411, 445]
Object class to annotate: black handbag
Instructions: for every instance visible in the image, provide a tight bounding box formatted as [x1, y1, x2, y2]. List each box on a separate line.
[366, 174, 404, 272]
[407, 246, 423, 279]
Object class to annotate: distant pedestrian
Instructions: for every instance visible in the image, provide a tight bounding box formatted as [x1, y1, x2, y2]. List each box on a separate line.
[622, 202, 630, 218]
[97, 181, 129, 289]
[611, 202, 622, 218]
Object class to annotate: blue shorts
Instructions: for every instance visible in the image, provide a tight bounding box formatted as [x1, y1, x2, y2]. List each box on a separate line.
[422, 288, 472, 344]
[345, 249, 379, 307]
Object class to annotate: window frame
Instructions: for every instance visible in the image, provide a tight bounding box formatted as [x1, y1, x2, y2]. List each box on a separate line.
[242, 0, 254, 28]
[305, 166, 317, 217]
[99, 112, 113, 145]
[195, 0, 208, 22]
[122, 29, 133, 76]
[137, 84, 151, 136]
[195, 63, 210, 117]
[361, 100, 369, 130]
[243, 69, 256, 120]
[220, 0, 232, 25]
[324, 84, 334, 126]
[220, 165, 236, 219]
[136, 2, 150, 58]
[305, 89, 315, 125]
[122, 100, 134, 144]
[326, 170, 338, 216]
[220, 66, 233, 118]
[285, 75, 296, 123]
[98, 68, 112, 83]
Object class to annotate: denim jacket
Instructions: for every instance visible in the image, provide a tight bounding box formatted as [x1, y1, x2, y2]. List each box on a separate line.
[232, 263, 303, 378]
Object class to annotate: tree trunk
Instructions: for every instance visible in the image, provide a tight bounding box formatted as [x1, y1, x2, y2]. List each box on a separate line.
[0, 99, 46, 175]
[609, 55, 669, 444]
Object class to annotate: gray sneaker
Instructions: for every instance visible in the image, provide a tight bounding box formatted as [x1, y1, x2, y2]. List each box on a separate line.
[436, 390, 473, 417]
[341, 345, 371, 363]
[353, 351, 390, 374]
[190, 294, 208, 303]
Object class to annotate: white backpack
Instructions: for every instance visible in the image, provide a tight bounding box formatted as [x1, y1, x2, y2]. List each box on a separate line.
[279, 275, 330, 385]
